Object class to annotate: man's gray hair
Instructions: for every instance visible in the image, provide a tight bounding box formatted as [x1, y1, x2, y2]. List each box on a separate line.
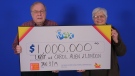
[92, 7, 107, 20]
[30, 1, 46, 11]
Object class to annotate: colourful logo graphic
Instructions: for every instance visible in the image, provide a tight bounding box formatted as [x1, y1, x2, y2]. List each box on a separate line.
[30, 63, 39, 70]
[56, 30, 74, 40]
[94, 63, 101, 68]
[29, 44, 35, 53]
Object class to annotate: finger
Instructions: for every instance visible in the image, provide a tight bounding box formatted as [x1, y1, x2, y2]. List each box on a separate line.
[82, 70, 85, 72]
[77, 71, 81, 72]
[16, 45, 21, 49]
[111, 31, 116, 36]
[112, 29, 117, 34]
[16, 46, 22, 53]
[52, 71, 59, 73]
[77, 70, 81, 72]
[77, 70, 85, 72]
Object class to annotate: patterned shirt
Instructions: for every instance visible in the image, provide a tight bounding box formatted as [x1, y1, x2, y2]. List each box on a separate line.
[12, 19, 57, 54]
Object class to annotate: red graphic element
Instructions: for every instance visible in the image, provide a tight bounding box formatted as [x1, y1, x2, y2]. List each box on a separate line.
[94, 63, 101, 68]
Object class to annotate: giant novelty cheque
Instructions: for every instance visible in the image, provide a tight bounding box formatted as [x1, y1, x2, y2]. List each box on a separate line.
[18, 25, 111, 71]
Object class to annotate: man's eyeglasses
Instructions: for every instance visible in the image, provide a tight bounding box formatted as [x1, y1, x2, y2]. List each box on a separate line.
[32, 10, 45, 14]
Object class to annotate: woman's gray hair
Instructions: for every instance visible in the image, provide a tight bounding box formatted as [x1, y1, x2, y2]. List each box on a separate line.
[92, 7, 107, 20]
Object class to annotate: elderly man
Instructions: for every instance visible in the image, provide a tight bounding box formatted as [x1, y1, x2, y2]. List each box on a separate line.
[78, 7, 126, 76]
[12, 1, 58, 76]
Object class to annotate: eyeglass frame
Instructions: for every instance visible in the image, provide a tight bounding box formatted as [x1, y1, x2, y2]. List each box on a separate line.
[93, 15, 106, 19]
[31, 10, 46, 14]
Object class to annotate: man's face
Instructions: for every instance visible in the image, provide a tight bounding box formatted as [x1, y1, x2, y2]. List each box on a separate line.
[93, 11, 107, 25]
[31, 3, 46, 25]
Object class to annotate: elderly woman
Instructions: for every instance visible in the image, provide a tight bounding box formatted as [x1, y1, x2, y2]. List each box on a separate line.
[78, 7, 126, 76]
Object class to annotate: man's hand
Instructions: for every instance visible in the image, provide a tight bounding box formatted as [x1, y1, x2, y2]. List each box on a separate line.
[52, 70, 59, 73]
[77, 70, 85, 72]
[16, 45, 22, 54]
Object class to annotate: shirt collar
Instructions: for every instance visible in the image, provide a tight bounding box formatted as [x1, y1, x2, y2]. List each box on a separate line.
[33, 19, 47, 26]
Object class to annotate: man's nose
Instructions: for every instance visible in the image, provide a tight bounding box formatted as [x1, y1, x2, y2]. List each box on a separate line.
[37, 11, 42, 16]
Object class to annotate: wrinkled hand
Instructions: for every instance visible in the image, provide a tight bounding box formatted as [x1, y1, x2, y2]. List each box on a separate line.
[16, 45, 22, 54]
[77, 70, 85, 72]
[52, 70, 59, 73]
[111, 28, 118, 43]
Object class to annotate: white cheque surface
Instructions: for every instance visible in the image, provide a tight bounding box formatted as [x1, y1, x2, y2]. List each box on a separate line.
[19, 26, 111, 71]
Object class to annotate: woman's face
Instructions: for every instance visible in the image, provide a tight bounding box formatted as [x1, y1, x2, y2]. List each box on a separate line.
[93, 11, 107, 25]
